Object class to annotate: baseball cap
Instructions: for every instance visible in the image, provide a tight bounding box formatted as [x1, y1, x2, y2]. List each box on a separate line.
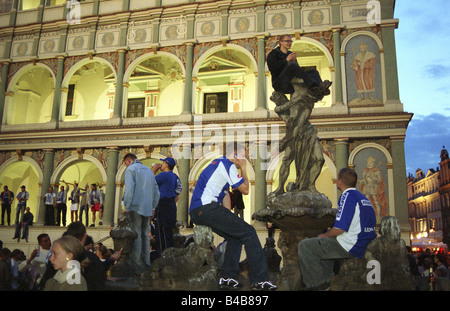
[160, 157, 176, 167]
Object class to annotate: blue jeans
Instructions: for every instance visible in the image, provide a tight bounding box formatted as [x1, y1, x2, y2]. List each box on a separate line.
[128, 211, 151, 274]
[190, 202, 269, 283]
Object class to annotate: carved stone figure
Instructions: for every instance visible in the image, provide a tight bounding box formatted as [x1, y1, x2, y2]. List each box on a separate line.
[140, 225, 218, 291]
[109, 212, 138, 278]
[253, 79, 334, 290]
[331, 216, 415, 291]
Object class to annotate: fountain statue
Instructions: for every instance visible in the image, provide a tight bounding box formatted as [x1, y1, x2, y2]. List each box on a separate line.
[253, 78, 335, 290]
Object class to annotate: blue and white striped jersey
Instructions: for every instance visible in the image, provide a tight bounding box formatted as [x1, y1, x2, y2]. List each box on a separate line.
[189, 157, 244, 212]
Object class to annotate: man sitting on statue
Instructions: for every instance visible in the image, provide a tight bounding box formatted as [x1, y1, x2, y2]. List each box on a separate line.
[267, 34, 331, 97]
[297, 168, 377, 290]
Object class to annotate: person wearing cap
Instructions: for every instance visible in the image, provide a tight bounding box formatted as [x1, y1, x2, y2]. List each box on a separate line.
[15, 185, 29, 224]
[152, 157, 182, 259]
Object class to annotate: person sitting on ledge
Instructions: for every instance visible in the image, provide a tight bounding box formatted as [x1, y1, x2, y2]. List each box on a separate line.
[297, 168, 377, 290]
[267, 34, 332, 97]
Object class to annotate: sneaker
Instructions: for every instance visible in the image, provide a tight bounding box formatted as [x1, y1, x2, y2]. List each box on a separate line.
[251, 281, 278, 291]
[218, 277, 242, 290]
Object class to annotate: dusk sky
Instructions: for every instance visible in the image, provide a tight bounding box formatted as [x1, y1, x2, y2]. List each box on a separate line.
[395, 1, 450, 175]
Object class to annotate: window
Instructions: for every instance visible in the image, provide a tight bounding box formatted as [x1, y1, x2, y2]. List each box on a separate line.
[127, 98, 145, 118]
[65, 84, 75, 116]
[203, 92, 227, 114]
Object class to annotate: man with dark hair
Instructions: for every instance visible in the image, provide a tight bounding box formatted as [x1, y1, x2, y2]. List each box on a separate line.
[267, 34, 331, 96]
[297, 168, 377, 290]
[123, 153, 160, 274]
[152, 157, 182, 258]
[1, 185, 14, 226]
[189, 143, 277, 291]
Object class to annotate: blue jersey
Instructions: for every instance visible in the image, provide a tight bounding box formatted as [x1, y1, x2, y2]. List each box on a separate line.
[189, 157, 244, 212]
[334, 188, 377, 258]
[156, 171, 182, 199]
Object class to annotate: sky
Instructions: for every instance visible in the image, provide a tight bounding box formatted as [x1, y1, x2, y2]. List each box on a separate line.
[394, 0, 450, 176]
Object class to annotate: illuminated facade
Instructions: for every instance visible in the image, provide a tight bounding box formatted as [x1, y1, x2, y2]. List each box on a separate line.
[0, 0, 411, 239]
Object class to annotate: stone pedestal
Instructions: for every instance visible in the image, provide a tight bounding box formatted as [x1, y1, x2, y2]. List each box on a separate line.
[109, 213, 138, 278]
[253, 190, 336, 290]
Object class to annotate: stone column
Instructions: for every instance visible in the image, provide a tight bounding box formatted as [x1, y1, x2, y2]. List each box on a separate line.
[103, 147, 119, 226]
[0, 61, 10, 128]
[51, 55, 65, 125]
[256, 35, 266, 111]
[113, 49, 126, 119]
[254, 141, 267, 216]
[177, 157, 190, 226]
[334, 138, 349, 172]
[334, 138, 349, 196]
[38, 149, 55, 224]
[183, 42, 194, 114]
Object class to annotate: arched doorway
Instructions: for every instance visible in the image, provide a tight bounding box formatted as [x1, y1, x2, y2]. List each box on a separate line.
[0, 157, 41, 224]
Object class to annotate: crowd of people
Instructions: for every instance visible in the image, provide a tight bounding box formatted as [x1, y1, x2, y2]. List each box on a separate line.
[0, 222, 121, 291]
[1, 182, 107, 233]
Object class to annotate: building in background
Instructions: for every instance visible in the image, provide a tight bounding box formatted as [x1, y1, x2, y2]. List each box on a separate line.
[0, 0, 411, 241]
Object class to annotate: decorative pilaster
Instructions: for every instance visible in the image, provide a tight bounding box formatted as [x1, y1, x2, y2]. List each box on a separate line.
[390, 136, 408, 225]
[381, 23, 400, 103]
[0, 61, 10, 128]
[332, 28, 343, 105]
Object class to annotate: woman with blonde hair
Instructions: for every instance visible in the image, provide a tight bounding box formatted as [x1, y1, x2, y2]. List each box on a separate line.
[44, 235, 87, 291]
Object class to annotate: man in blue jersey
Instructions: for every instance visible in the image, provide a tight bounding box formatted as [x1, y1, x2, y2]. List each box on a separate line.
[152, 156, 182, 258]
[297, 168, 377, 290]
[189, 143, 277, 291]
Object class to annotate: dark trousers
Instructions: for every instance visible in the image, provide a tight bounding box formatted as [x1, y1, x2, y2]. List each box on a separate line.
[1, 204, 11, 225]
[56, 203, 67, 226]
[190, 202, 269, 283]
[45, 204, 55, 226]
[273, 62, 322, 94]
[154, 197, 177, 259]
[15, 203, 26, 224]
[79, 205, 89, 226]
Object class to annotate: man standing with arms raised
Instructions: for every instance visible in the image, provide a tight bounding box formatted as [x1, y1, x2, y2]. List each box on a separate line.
[123, 153, 160, 275]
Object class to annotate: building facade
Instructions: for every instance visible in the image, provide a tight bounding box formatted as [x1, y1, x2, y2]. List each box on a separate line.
[0, 0, 411, 239]
[407, 168, 443, 247]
